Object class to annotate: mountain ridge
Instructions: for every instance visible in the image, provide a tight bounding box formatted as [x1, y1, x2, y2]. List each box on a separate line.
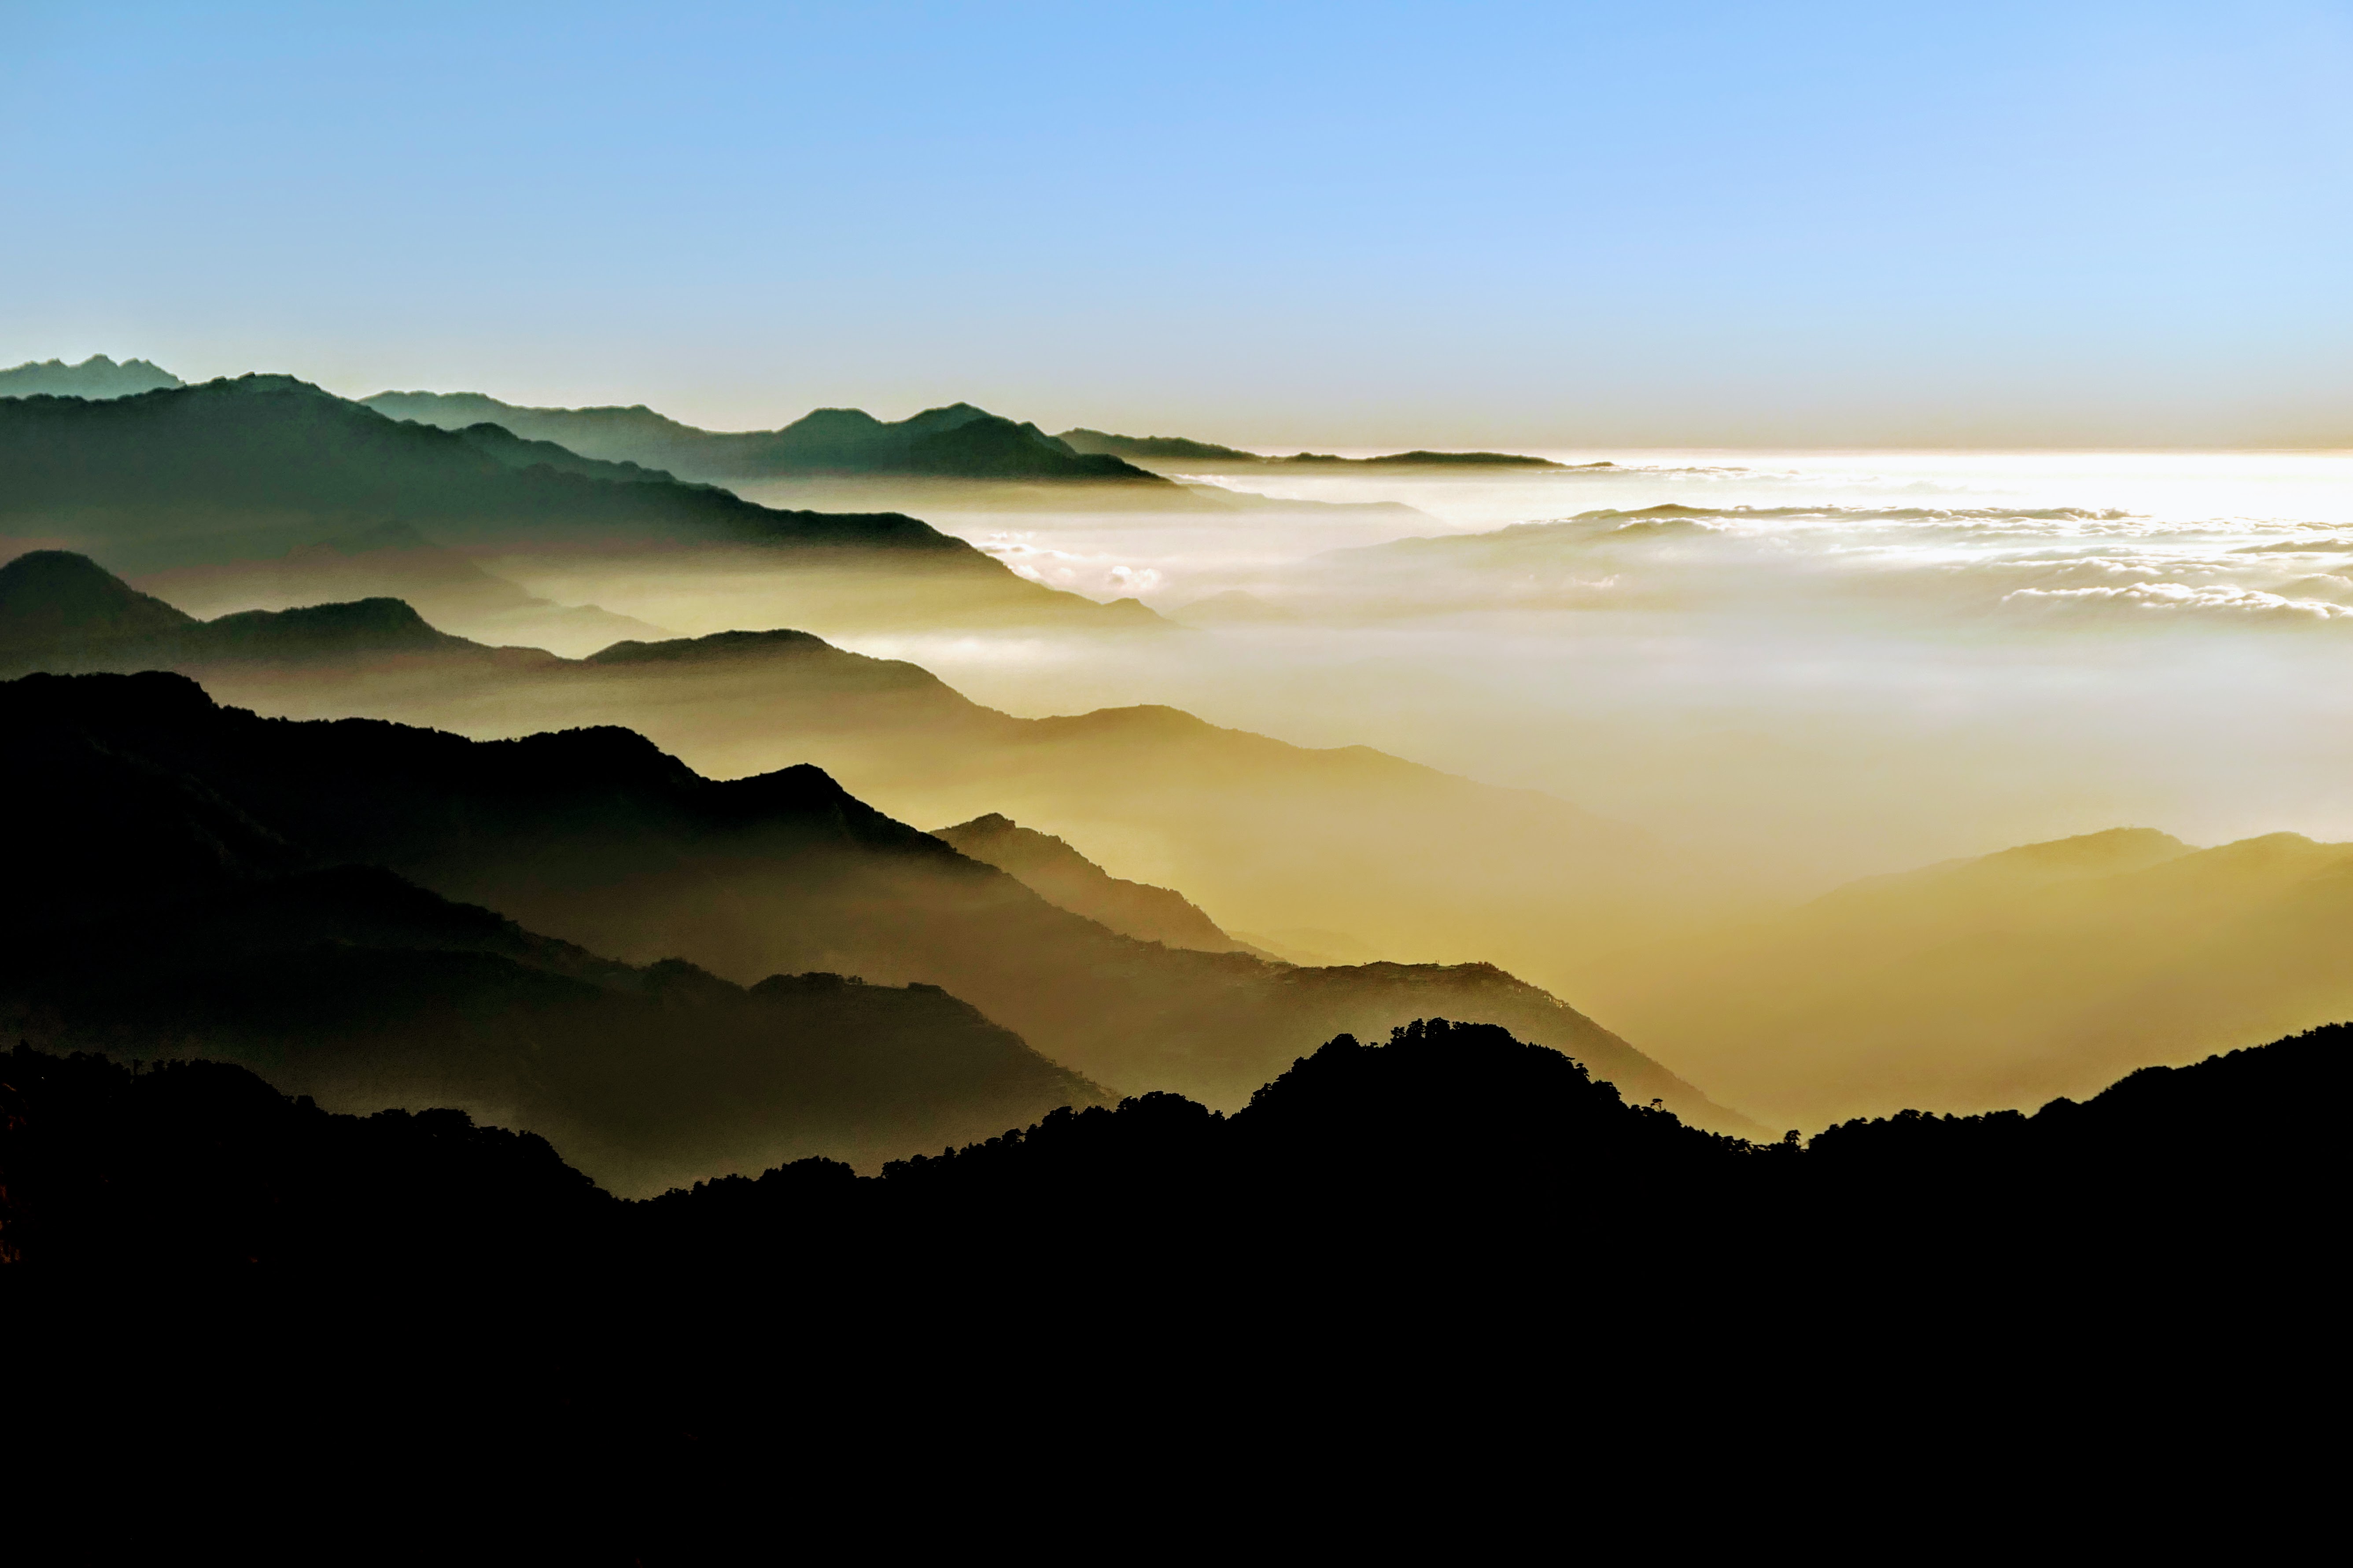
[0, 353, 184, 399]
[931, 812, 1260, 955]
[0, 379, 1153, 632]
[1058, 427, 1568, 470]
[1580, 823, 2353, 1125]
[365, 389, 1173, 486]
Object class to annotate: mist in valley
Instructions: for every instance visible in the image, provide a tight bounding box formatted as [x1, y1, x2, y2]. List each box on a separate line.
[778, 450, 2353, 884]
[9, 0, 2347, 1510]
[14, 421, 2337, 1133]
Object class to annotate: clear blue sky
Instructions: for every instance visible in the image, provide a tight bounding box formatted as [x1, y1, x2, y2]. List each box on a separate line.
[4, 0, 2347, 445]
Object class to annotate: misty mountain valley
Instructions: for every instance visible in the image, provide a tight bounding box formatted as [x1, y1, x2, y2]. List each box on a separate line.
[6, 6, 2345, 1550]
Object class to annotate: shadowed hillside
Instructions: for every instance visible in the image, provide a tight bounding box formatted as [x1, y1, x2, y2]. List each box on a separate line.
[0, 669, 1747, 1129]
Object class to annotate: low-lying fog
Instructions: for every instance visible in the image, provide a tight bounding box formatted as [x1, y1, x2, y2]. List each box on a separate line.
[704, 450, 2353, 893]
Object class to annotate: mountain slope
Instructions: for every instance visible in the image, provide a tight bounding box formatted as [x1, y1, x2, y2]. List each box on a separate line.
[931, 813, 1255, 954]
[365, 390, 1171, 486]
[0, 353, 183, 398]
[0, 670, 1748, 1129]
[1578, 827, 2353, 1126]
[1, 722, 1105, 1192]
[3, 550, 1683, 1002]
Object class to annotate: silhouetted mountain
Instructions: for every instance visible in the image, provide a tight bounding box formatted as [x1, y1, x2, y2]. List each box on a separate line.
[13, 1015, 2336, 1277]
[1582, 825, 2353, 1125]
[2, 551, 1679, 1009]
[365, 390, 1172, 486]
[0, 353, 182, 399]
[931, 812, 1258, 954]
[0, 1042, 610, 1267]
[9, 1011, 2322, 1554]
[1058, 427, 1567, 470]
[0, 670, 1744, 1129]
[868, 1019, 1751, 1231]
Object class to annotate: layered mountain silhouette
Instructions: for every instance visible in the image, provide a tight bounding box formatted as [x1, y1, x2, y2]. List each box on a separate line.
[0, 669, 1747, 1131]
[2, 861, 1095, 1196]
[132, 523, 666, 657]
[931, 812, 1260, 954]
[3, 550, 1685, 1001]
[0, 377, 1167, 635]
[1058, 427, 1568, 470]
[1580, 825, 2353, 1126]
[3, 688, 1104, 1191]
[365, 390, 1171, 486]
[0, 353, 183, 399]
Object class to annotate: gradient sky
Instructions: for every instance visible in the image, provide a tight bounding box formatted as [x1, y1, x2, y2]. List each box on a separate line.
[4, 0, 2348, 446]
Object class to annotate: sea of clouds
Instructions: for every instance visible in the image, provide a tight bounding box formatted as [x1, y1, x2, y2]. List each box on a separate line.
[840, 449, 2353, 892]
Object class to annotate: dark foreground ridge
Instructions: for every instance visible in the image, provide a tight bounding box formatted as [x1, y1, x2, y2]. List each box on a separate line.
[7, 1016, 2336, 1274]
[9, 1020, 2329, 1549]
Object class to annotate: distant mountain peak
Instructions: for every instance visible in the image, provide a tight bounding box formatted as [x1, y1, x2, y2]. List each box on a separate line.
[584, 627, 833, 665]
[0, 354, 185, 400]
[203, 596, 461, 651]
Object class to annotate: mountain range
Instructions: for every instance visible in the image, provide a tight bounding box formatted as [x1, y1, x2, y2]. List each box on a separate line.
[1, 666, 1748, 1149]
[365, 390, 1170, 486]
[0, 353, 183, 399]
[0, 374, 1186, 648]
[1058, 427, 1571, 470]
[1579, 825, 2353, 1125]
[1, 548, 1687, 1005]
